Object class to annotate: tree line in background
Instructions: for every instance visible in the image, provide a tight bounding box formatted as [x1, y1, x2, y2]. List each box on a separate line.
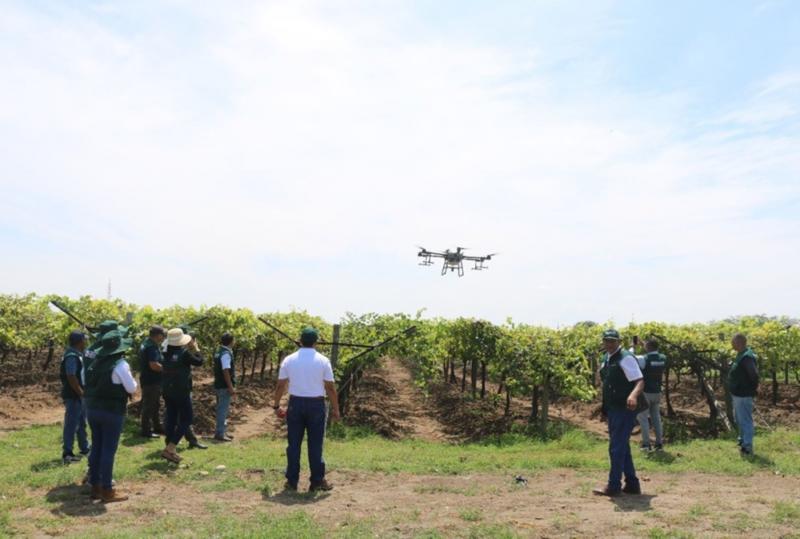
[2, 293, 799, 433]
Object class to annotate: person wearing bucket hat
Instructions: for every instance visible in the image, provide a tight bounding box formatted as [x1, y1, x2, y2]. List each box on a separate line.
[593, 329, 645, 497]
[84, 329, 138, 503]
[85, 320, 130, 369]
[160, 328, 205, 463]
[60, 331, 90, 465]
[273, 327, 340, 492]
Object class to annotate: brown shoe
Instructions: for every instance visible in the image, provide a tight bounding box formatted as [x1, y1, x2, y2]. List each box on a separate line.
[309, 480, 333, 492]
[592, 485, 621, 497]
[90, 484, 102, 500]
[101, 488, 129, 503]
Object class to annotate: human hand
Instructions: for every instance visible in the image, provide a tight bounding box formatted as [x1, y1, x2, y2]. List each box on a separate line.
[626, 395, 638, 410]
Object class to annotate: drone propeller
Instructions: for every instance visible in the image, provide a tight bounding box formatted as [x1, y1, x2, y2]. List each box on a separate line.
[485, 253, 499, 260]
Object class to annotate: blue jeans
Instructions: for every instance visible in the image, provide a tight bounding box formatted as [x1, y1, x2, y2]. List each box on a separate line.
[87, 408, 124, 489]
[732, 395, 754, 452]
[215, 388, 232, 437]
[285, 396, 327, 486]
[637, 392, 663, 446]
[607, 408, 639, 491]
[164, 394, 193, 445]
[63, 398, 89, 457]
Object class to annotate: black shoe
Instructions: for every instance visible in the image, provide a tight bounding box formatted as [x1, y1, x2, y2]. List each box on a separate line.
[62, 455, 82, 465]
[188, 441, 208, 450]
[141, 432, 160, 439]
[622, 482, 642, 495]
[592, 485, 621, 497]
[740, 446, 752, 456]
[79, 447, 91, 456]
[654, 443, 664, 451]
[284, 482, 298, 492]
[639, 443, 651, 452]
[309, 480, 333, 492]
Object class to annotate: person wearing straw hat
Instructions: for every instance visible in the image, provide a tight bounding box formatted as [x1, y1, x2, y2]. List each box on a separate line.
[273, 327, 341, 492]
[84, 329, 138, 503]
[175, 324, 208, 450]
[161, 327, 204, 463]
[593, 328, 645, 497]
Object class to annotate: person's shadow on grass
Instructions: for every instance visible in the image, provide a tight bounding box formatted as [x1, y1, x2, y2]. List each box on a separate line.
[45, 484, 107, 517]
[263, 485, 331, 506]
[610, 493, 656, 512]
[30, 459, 65, 473]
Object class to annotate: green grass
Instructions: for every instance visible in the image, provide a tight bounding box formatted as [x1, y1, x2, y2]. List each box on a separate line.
[2, 420, 800, 537]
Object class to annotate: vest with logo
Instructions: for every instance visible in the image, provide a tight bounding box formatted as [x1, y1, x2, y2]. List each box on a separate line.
[602, 348, 638, 411]
[161, 347, 193, 399]
[138, 338, 163, 386]
[213, 346, 235, 389]
[642, 352, 667, 394]
[84, 355, 129, 415]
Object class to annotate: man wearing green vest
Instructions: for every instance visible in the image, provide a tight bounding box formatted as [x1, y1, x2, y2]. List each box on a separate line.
[729, 333, 759, 455]
[636, 339, 667, 451]
[138, 326, 167, 438]
[161, 328, 205, 463]
[593, 329, 645, 497]
[85, 330, 138, 503]
[61, 331, 90, 464]
[213, 332, 236, 442]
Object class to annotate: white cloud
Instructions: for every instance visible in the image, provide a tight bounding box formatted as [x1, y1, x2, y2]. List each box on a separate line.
[1, 1, 798, 324]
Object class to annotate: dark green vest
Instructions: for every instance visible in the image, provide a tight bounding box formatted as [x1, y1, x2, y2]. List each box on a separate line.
[60, 348, 84, 400]
[161, 347, 193, 399]
[642, 352, 667, 394]
[729, 348, 758, 397]
[138, 338, 163, 386]
[213, 346, 235, 389]
[602, 349, 638, 411]
[85, 355, 129, 415]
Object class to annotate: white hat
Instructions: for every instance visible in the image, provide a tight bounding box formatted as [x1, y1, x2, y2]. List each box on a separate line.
[167, 328, 192, 347]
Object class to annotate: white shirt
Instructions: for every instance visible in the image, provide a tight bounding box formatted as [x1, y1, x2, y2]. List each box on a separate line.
[111, 360, 139, 394]
[278, 348, 335, 397]
[220, 349, 232, 370]
[611, 346, 643, 382]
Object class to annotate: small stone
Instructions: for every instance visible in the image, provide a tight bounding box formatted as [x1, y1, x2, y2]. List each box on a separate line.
[199, 471, 210, 476]
[215, 465, 226, 472]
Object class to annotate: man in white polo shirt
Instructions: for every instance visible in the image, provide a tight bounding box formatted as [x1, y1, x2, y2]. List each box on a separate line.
[273, 327, 341, 492]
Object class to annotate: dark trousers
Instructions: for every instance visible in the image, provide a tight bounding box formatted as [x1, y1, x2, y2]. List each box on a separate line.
[164, 394, 193, 445]
[607, 408, 639, 491]
[63, 398, 89, 457]
[87, 408, 124, 489]
[140, 384, 163, 435]
[285, 396, 326, 486]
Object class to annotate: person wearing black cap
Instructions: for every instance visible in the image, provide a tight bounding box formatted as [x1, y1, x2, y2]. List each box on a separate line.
[61, 330, 90, 464]
[213, 332, 236, 442]
[84, 329, 138, 503]
[273, 327, 341, 492]
[138, 326, 167, 438]
[594, 329, 645, 497]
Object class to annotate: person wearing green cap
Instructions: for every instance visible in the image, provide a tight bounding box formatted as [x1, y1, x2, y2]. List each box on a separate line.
[593, 329, 645, 497]
[273, 327, 340, 492]
[84, 329, 138, 503]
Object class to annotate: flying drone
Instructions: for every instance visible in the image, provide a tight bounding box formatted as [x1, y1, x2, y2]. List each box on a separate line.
[417, 246, 497, 277]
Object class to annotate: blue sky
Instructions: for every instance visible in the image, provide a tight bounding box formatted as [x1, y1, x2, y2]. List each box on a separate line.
[1, 0, 798, 325]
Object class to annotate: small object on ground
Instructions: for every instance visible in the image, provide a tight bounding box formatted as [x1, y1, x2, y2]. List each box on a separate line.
[141, 432, 160, 439]
[199, 471, 210, 476]
[101, 488, 128, 503]
[309, 479, 333, 492]
[188, 441, 208, 450]
[592, 485, 621, 497]
[514, 475, 528, 486]
[622, 482, 642, 495]
[215, 465, 226, 472]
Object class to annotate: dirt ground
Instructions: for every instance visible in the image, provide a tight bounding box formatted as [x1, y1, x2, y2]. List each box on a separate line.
[17, 469, 800, 538]
[0, 381, 64, 431]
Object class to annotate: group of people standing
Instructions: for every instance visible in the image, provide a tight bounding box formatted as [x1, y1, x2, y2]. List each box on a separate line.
[593, 329, 760, 497]
[59, 322, 239, 502]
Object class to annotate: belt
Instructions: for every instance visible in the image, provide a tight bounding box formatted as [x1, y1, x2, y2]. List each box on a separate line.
[289, 395, 324, 400]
